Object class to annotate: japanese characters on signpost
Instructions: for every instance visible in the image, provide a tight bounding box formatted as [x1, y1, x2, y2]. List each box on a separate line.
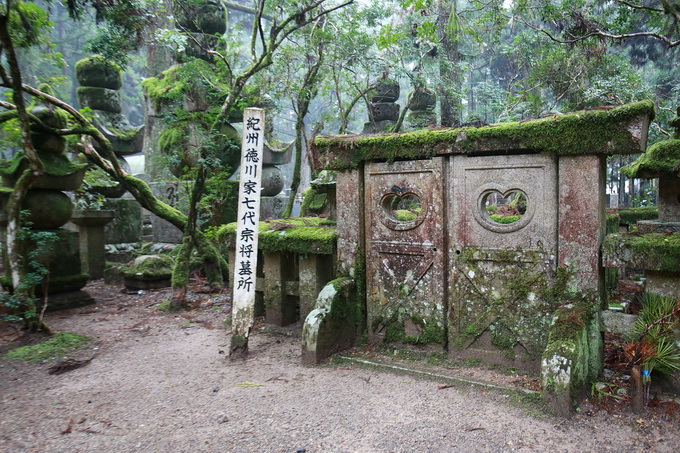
[229, 108, 265, 358]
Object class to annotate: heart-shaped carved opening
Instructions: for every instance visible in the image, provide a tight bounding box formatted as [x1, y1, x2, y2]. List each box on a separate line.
[382, 192, 422, 223]
[482, 191, 527, 225]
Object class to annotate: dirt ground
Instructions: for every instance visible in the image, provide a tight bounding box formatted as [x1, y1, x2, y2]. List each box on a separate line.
[1, 280, 679, 453]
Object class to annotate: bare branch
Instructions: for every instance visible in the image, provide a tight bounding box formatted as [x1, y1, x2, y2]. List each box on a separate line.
[520, 18, 680, 47]
[613, 0, 663, 13]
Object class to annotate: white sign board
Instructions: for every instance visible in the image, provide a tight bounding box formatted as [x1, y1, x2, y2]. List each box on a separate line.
[231, 108, 265, 339]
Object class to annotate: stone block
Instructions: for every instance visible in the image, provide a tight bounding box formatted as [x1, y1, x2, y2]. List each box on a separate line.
[558, 155, 605, 294]
[104, 198, 142, 244]
[336, 169, 364, 276]
[302, 278, 357, 365]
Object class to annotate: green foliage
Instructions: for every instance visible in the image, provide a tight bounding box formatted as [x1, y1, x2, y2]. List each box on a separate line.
[632, 293, 680, 381]
[5, 1, 52, 48]
[3, 332, 91, 362]
[616, 206, 658, 225]
[1, 213, 58, 324]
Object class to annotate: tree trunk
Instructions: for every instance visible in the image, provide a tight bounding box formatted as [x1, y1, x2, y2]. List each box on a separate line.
[0, 13, 48, 332]
[630, 365, 644, 413]
[437, 0, 462, 127]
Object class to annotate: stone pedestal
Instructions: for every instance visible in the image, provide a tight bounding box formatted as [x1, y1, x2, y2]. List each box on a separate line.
[71, 210, 114, 279]
[104, 198, 142, 244]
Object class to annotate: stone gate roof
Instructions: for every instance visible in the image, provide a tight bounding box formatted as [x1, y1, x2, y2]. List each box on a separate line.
[312, 100, 654, 170]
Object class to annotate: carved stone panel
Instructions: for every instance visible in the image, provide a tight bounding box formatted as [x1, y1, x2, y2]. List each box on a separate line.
[365, 159, 446, 342]
[447, 154, 559, 370]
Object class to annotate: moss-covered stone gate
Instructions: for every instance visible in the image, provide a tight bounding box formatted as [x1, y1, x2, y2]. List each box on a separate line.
[311, 101, 655, 413]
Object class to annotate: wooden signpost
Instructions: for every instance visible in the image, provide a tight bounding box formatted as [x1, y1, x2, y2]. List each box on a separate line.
[229, 108, 264, 358]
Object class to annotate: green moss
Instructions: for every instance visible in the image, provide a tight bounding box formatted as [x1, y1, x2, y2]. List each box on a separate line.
[0, 150, 87, 177]
[300, 187, 328, 216]
[230, 334, 248, 349]
[605, 214, 620, 234]
[616, 206, 658, 225]
[376, 312, 445, 345]
[4, 332, 91, 363]
[219, 217, 337, 255]
[489, 214, 520, 224]
[123, 254, 174, 280]
[158, 125, 189, 153]
[621, 139, 680, 178]
[313, 101, 654, 169]
[602, 232, 680, 272]
[75, 55, 122, 89]
[393, 209, 418, 221]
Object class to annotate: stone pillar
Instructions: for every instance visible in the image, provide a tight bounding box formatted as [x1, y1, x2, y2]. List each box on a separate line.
[263, 251, 297, 326]
[558, 155, 606, 296]
[336, 168, 365, 276]
[71, 210, 114, 279]
[299, 254, 333, 321]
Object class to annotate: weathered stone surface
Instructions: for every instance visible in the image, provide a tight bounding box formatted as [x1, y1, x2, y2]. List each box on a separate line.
[264, 251, 298, 326]
[299, 254, 334, 322]
[30, 133, 67, 154]
[301, 279, 357, 365]
[601, 310, 637, 335]
[261, 165, 284, 196]
[336, 169, 364, 276]
[658, 174, 680, 222]
[636, 220, 680, 234]
[92, 111, 144, 156]
[371, 79, 400, 103]
[75, 56, 122, 89]
[407, 111, 437, 129]
[21, 189, 73, 229]
[362, 120, 395, 134]
[104, 198, 142, 244]
[368, 102, 400, 122]
[77, 87, 122, 113]
[260, 195, 286, 221]
[149, 181, 190, 244]
[263, 142, 293, 165]
[646, 271, 680, 298]
[408, 88, 436, 111]
[365, 159, 445, 345]
[71, 210, 114, 279]
[558, 155, 605, 294]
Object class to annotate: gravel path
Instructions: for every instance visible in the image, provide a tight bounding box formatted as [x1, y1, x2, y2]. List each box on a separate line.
[1, 283, 678, 452]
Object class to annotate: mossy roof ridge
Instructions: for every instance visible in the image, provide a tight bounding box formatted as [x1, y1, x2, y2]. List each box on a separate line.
[602, 232, 680, 272]
[312, 100, 654, 169]
[219, 217, 337, 255]
[621, 139, 680, 178]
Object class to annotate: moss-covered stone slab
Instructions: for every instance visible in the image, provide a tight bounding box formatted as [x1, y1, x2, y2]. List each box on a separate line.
[603, 233, 680, 272]
[219, 217, 337, 255]
[92, 111, 144, 156]
[312, 101, 654, 170]
[75, 56, 123, 90]
[0, 151, 86, 191]
[77, 87, 122, 113]
[621, 139, 680, 178]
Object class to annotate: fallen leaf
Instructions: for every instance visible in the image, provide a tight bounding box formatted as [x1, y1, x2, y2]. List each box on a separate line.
[236, 382, 263, 387]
